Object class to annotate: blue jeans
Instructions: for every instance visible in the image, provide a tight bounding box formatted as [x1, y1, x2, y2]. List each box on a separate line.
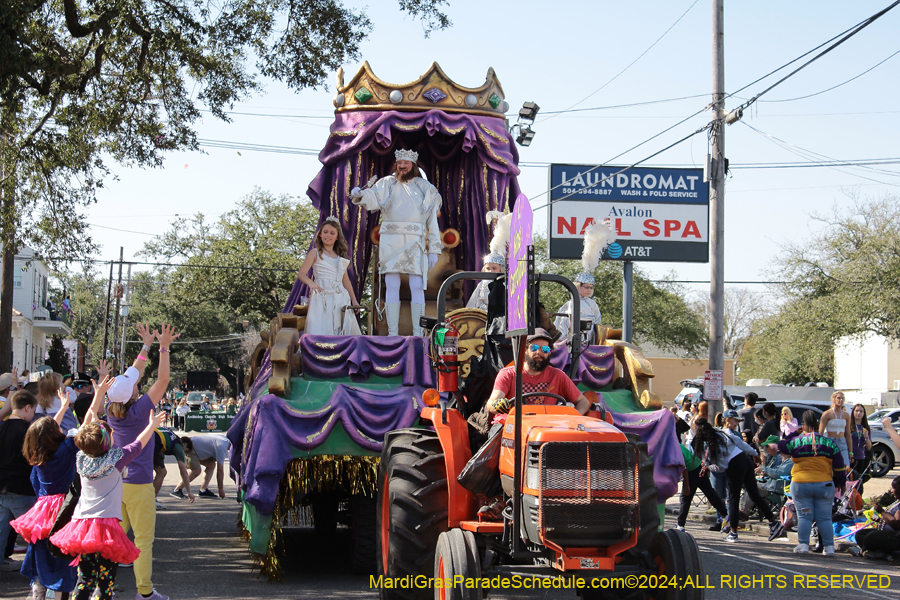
[0, 492, 37, 578]
[710, 471, 729, 522]
[791, 481, 834, 547]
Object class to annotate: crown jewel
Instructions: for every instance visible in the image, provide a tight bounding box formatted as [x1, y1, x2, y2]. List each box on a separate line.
[324, 215, 340, 225]
[334, 62, 508, 118]
[395, 149, 419, 163]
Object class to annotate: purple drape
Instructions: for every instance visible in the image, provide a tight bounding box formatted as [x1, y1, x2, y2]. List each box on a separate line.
[300, 334, 434, 385]
[595, 399, 685, 500]
[286, 109, 522, 309]
[549, 345, 616, 389]
[231, 384, 423, 516]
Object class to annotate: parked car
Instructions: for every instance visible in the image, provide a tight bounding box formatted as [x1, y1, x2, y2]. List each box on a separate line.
[868, 408, 900, 431]
[869, 429, 900, 478]
[185, 391, 216, 411]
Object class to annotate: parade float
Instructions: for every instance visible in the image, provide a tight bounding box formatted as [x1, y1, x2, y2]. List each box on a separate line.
[227, 62, 685, 581]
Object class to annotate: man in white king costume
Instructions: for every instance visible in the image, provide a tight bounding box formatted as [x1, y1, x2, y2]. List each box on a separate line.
[554, 221, 615, 346]
[351, 149, 443, 336]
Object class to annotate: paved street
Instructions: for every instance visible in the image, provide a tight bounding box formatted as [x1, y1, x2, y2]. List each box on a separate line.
[2, 456, 898, 600]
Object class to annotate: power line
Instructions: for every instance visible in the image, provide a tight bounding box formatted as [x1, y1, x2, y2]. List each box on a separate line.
[540, 0, 701, 123]
[728, 1, 900, 115]
[539, 94, 709, 115]
[758, 47, 900, 103]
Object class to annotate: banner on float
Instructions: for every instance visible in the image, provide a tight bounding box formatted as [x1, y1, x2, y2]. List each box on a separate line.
[548, 164, 709, 263]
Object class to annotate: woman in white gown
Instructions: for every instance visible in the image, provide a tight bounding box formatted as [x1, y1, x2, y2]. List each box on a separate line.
[297, 217, 362, 336]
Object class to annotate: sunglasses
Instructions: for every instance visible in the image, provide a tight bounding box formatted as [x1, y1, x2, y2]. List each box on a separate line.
[529, 344, 551, 354]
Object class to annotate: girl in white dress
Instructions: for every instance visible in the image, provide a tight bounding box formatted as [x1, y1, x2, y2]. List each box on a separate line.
[297, 217, 362, 336]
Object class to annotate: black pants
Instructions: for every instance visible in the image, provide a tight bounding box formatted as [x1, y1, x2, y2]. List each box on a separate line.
[75, 553, 119, 600]
[856, 529, 900, 554]
[678, 466, 728, 527]
[726, 453, 775, 531]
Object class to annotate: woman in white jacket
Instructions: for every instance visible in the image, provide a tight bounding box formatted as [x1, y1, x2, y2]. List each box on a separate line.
[692, 418, 781, 543]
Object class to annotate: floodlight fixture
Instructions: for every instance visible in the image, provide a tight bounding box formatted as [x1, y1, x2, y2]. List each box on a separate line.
[518, 102, 540, 123]
[516, 125, 535, 147]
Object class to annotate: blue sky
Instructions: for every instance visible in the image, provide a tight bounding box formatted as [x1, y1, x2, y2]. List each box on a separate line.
[87, 1, 900, 302]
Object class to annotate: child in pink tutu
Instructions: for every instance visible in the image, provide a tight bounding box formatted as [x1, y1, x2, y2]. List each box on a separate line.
[12, 376, 112, 600]
[50, 405, 166, 600]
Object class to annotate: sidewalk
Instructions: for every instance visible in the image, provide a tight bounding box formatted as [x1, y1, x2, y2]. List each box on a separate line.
[666, 467, 897, 545]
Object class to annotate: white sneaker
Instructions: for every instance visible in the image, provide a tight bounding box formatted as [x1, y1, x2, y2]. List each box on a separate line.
[134, 590, 168, 600]
[793, 543, 810, 554]
[155, 499, 166, 510]
[823, 545, 835, 556]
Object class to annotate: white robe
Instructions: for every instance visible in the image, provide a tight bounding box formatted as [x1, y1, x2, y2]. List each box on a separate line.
[353, 176, 442, 286]
[554, 296, 602, 345]
[466, 280, 491, 311]
[304, 251, 362, 336]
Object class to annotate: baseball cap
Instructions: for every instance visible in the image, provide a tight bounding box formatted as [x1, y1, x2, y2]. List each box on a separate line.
[763, 435, 780, 446]
[107, 366, 140, 403]
[723, 409, 740, 420]
[526, 328, 553, 345]
[0, 373, 11, 390]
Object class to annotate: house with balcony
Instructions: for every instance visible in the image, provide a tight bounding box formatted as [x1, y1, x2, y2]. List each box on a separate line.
[8, 247, 72, 372]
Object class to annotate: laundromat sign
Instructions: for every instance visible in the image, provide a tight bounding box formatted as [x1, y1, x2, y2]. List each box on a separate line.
[548, 164, 709, 263]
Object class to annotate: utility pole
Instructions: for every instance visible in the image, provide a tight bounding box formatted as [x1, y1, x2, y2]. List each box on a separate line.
[119, 263, 132, 369]
[708, 0, 726, 415]
[101, 260, 114, 360]
[112, 248, 124, 372]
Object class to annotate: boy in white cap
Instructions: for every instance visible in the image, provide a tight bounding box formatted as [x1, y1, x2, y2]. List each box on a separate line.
[104, 323, 180, 600]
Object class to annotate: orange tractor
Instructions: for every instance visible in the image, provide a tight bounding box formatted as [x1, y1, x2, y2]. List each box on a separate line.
[376, 273, 705, 600]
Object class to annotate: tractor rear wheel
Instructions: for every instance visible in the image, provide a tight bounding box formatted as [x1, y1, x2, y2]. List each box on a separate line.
[377, 429, 449, 600]
[625, 433, 660, 552]
[434, 529, 481, 600]
[351, 493, 377, 574]
[646, 529, 704, 600]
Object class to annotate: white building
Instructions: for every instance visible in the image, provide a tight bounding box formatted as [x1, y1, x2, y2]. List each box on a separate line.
[834, 332, 900, 407]
[8, 247, 71, 372]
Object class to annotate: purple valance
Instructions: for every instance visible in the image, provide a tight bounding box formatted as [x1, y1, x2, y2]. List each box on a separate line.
[548, 345, 616, 389]
[230, 384, 423, 516]
[596, 398, 684, 500]
[300, 334, 434, 385]
[287, 109, 522, 308]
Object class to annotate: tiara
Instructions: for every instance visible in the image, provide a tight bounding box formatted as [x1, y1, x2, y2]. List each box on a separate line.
[395, 149, 418, 163]
[324, 215, 340, 225]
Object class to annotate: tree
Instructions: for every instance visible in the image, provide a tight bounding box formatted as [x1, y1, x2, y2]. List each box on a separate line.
[46, 335, 71, 374]
[736, 297, 837, 385]
[533, 235, 707, 355]
[776, 196, 900, 338]
[692, 287, 772, 361]
[140, 188, 319, 327]
[735, 196, 900, 385]
[0, 0, 451, 370]
[57, 267, 111, 367]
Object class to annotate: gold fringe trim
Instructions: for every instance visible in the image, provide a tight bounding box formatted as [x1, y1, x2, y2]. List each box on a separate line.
[239, 455, 381, 581]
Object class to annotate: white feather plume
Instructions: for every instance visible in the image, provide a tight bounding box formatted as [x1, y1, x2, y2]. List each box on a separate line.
[581, 220, 616, 272]
[486, 211, 513, 257]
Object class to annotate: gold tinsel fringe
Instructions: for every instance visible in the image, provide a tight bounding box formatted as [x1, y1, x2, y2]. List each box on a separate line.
[240, 455, 381, 582]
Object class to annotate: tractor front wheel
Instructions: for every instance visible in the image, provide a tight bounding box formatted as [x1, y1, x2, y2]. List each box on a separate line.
[377, 429, 449, 600]
[434, 529, 481, 600]
[645, 529, 704, 600]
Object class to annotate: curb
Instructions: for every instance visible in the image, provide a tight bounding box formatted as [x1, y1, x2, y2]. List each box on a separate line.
[664, 503, 859, 550]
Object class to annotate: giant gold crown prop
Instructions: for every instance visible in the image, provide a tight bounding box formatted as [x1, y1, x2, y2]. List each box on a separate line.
[333, 61, 508, 118]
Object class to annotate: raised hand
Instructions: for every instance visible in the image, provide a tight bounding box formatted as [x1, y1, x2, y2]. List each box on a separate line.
[136, 322, 156, 347]
[56, 387, 70, 407]
[92, 375, 114, 401]
[155, 323, 180, 348]
[151, 410, 167, 428]
[97, 359, 112, 378]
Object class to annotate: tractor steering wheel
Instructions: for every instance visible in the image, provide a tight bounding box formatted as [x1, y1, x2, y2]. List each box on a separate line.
[521, 392, 569, 406]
